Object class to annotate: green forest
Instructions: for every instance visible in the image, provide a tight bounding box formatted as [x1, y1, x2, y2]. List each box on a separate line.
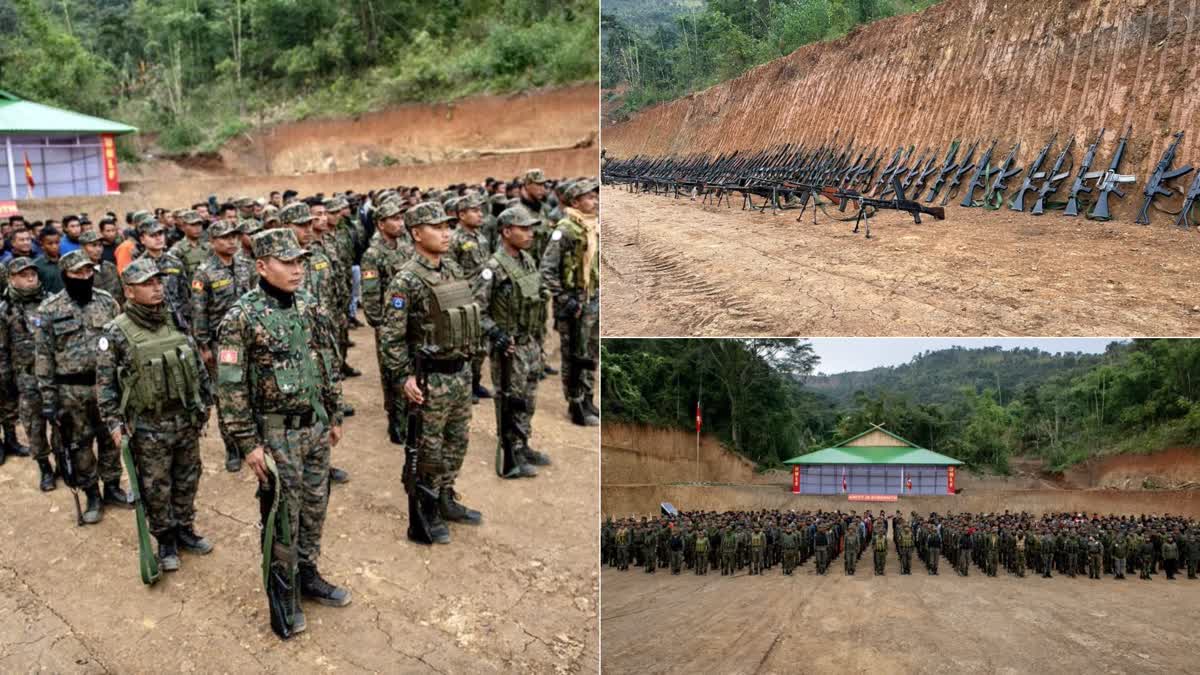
[0, 0, 597, 155]
[601, 339, 1200, 473]
[602, 0, 940, 120]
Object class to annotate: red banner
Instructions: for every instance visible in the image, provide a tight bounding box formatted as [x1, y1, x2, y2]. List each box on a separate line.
[848, 494, 898, 502]
[791, 465, 800, 494]
[0, 201, 18, 218]
[947, 466, 956, 494]
[101, 134, 120, 194]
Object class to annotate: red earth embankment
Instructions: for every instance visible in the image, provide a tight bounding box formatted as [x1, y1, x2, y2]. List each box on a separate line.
[601, 422, 771, 486]
[602, 0, 1200, 222]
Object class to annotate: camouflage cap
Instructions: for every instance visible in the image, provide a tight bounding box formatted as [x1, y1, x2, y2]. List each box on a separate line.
[488, 193, 508, 206]
[278, 202, 314, 225]
[178, 209, 205, 225]
[121, 257, 163, 285]
[209, 220, 241, 238]
[403, 201, 452, 229]
[58, 249, 95, 273]
[131, 210, 153, 227]
[137, 219, 166, 237]
[497, 206, 539, 228]
[78, 230, 102, 245]
[234, 196, 257, 209]
[458, 192, 486, 210]
[564, 178, 598, 202]
[444, 196, 461, 214]
[324, 196, 349, 212]
[241, 218, 265, 235]
[6, 256, 36, 275]
[252, 228, 309, 261]
[523, 168, 546, 185]
[376, 199, 405, 220]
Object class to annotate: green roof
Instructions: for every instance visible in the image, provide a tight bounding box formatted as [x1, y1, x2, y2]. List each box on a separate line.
[0, 90, 137, 135]
[784, 425, 963, 465]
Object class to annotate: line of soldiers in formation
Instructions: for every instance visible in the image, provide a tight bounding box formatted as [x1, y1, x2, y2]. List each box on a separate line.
[602, 509, 1200, 580]
[0, 170, 599, 638]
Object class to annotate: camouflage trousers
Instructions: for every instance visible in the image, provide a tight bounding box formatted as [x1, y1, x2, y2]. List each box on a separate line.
[0, 376, 16, 427]
[130, 416, 202, 537]
[264, 421, 331, 567]
[16, 371, 48, 459]
[471, 345, 487, 388]
[490, 339, 540, 461]
[59, 384, 121, 489]
[414, 366, 471, 490]
[377, 330, 404, 438]
[899, 547, 913, 574]
[556, 296, 599, 404]
[695, 550, 708, 574]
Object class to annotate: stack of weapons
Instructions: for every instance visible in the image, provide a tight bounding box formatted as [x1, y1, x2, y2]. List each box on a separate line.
[601, 128, 1200, 232]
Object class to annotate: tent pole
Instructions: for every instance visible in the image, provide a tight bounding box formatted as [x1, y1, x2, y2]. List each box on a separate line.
[4, 137, 15, 200]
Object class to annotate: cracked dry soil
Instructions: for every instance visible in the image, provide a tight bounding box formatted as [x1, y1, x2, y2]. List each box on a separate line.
[600, 186, 1200, 337]
[0, 324, 598, 674]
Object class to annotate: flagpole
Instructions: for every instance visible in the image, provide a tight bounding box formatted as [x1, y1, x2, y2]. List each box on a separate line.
[4, 138, 15, 200]
[695, 381, 702, 484]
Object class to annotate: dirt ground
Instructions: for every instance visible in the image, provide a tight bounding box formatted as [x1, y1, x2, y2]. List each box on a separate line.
[599, 186, 1200, 336]
[0, 324, 598, 673]
[600, 548, 1200, 675]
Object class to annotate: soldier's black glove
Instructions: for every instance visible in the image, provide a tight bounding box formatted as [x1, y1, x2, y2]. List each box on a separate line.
[488, 327, 512, 353]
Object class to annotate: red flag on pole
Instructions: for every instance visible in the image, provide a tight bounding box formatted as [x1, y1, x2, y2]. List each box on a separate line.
[23, 153, 34, 188]
[695, 401, 702, 433]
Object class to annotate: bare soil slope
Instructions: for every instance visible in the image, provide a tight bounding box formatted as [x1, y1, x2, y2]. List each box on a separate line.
[603, 0, 1200, 224]
[601, 423, 768, 486]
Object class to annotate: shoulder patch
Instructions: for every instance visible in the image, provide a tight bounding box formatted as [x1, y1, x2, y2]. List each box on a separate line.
[97, 336, 109, 351]
[462, 241, 476, 250]
[362, 269, 378, 280]
[211, 278, 232, 290]
[218, 348, 239, 364]
[481, 268, 494, 281]
[314, 261, 329, 271]
[390, 294, 406, 310]
[551, 230, 564, 241]
[192, 279, 204, 292]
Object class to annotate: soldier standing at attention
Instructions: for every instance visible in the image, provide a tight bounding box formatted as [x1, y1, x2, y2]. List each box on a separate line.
[643, 525, 657, 573]
[926, 524, 942, 575]
[1111, 532, 1128, 579]
[97, 258, 214, 572]
[217, 228, 350, 635]
[472, 207, 552, 478]
[80, 231, 123, 307]
[379, 202, 484, 545]
[540, 179, 600, 427]
[190, 220, 254, 471]
[0, 258, 41, 472]
[694, 529, 709, 575]
[360, 199, 411, 443]
[34, 250, 130, 523]
[450, 192, 493, 402]
[167, 210, 211, 281]
[134, 219, 192, 330]
[873, 525, 888, 575]
[844, 521, 860, 575]
[750, 526, 765, 575]
[721, 525, 736, 576]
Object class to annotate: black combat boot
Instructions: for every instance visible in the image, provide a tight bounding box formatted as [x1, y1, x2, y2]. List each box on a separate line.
[2, 423, 29, 457]
[226, 446, 242, 472]
[157, 528, 180, 572]
[299, 563, 352, 607]
[177, 526, 214, 554]
[411, 485, 451, 545]
[439, 487, 482, 525]
[582, 399, 600, 418]
[523, 447, 551, 466]
[471, 377, 492, 401]
[82, 486, 103, 524]
[37, 458, 56, 491]
[103, 482, 134, 509]
[543, 364, 558, 376]
[329, 466, 349, 484]
[569, 401, 599, 427]
[341, 363, 362, 378]
[342, 404, 356, 417]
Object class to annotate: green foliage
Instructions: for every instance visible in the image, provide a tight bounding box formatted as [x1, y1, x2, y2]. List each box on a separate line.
[0, 0, 597, 153]
[603, 339, 1200, 474]
[602, 0, 941, 119]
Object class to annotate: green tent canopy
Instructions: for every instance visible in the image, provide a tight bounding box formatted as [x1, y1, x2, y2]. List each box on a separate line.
[0, 89, 137, 135]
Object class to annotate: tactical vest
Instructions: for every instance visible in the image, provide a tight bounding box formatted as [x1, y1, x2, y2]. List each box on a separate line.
[249, 295, 329, 424]
[900, 530, 914, 548]
[112, 314, 204, 420]
[1016, 536, 1025, 551]
[559, 217, 598, 294]
[875, 534, 887, 552]
[492, 252, 544, 336]
[405, 261, 481, 356]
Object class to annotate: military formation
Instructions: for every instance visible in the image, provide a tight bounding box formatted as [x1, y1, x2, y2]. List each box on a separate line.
[0, 170, 599, 639]
[602, 509, 1200, 581]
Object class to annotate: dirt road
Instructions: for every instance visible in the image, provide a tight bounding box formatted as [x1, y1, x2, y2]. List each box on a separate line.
[601, 557, 1200, 674]
[600, 186, 1200, 337]
[0, 324, 598, 673]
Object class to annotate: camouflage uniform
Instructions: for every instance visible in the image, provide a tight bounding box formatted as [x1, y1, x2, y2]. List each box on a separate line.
[34, 251, 123, 493]
[216, 229, 344, 578]
[80, 231, 123, 307]
[472, 207, 549, 475]
[167, 210, 212, 280]
[0, 259, 48, 460]
[359, 201, 412, 440]
[96, 258, 213, 543]
[539, 180, 600, 421]
[520, 170, 557, 265]
[379, 202, 482, 532]
[450, 192, 493, 396]
[134, 221, 192, 330]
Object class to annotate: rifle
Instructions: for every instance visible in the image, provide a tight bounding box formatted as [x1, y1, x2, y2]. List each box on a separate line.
[404, 347, 439, 545]
[1030, 137, 1075, 215]
[495, 345, 529, 478]
[983, 142, 1023, 209]
[1173, 169, 1200, 229]
[1135, 130, 1192, 225]
[51, 413, 83, 526]
[259, 453, 298, 639]
[939, 141, 979, 206]
[925, 140, 963, 203]
[122, 438, 161, 585]
[1064, 128, 1104, 216]
[1087, 126, 1135, 221]
[820, 176, 946, 239]
[1009, 134, 1056, 212]
[959, 140, 999, 207]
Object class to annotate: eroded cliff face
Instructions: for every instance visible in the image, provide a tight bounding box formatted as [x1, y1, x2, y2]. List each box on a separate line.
[604, 0, 1198, 220]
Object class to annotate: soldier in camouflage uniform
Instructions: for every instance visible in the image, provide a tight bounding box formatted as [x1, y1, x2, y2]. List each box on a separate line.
[236, 219, 262, 289]
[473, 207, 553, 478]
[360, 199, 412, 443]
[518, 169, 556, 264]
[324, 196, 361, 370]
[167, 210, 211, 280]
[450, 191, 493, 402]
[873, 525, 888, 575]
[540, 179, 600, 426]
[0, 258, 40, 471]
[190, 220, 254, 471]
[379, 201, 483, 545]
[134, 220, 192, 330]
[34, 250, 130, 523]
[310, 200, 357, 379]
[217, 228, 350, 630]
[97, 258, 215, 572]
[80, 231, 122, 307]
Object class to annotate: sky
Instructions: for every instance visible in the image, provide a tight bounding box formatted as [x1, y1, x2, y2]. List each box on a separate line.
[807, 338, 1122, 375]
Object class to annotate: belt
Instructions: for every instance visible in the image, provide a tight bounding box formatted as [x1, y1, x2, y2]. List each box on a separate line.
[54, 371, 96, 386]
[261, 410, 316, 430]
[426, 358, 466, 375]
